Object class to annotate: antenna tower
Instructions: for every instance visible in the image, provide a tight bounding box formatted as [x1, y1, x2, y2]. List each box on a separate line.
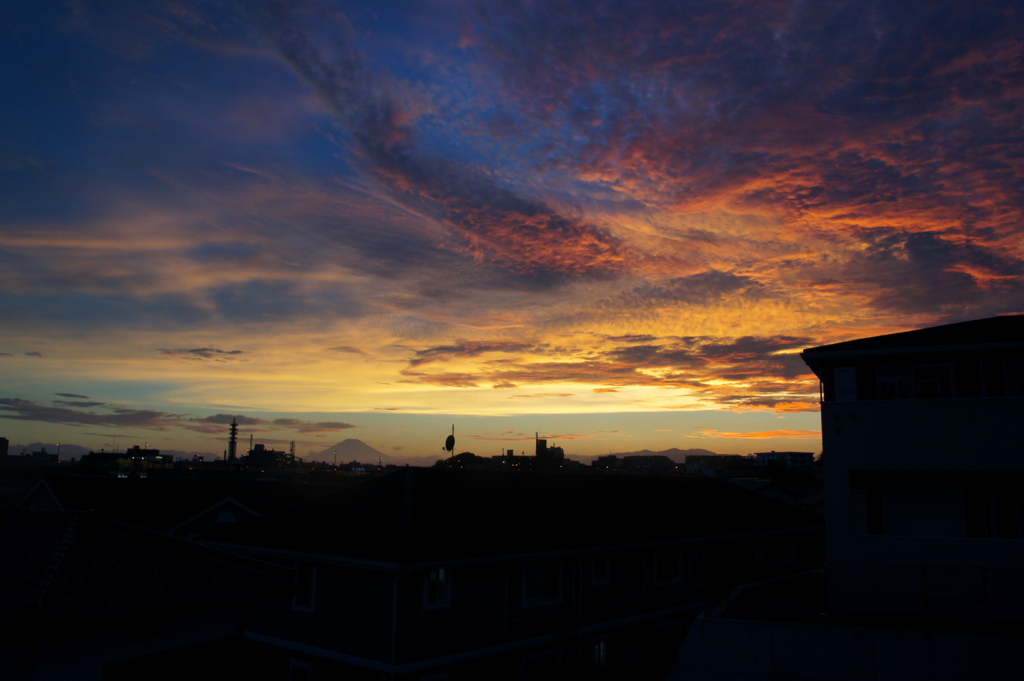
[228, 418, 238, 461]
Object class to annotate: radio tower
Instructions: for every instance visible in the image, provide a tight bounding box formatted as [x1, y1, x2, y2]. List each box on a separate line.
[228, 418, 238, 462]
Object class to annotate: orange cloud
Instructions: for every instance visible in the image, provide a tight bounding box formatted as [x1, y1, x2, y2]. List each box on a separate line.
[694, 429, 820, 440]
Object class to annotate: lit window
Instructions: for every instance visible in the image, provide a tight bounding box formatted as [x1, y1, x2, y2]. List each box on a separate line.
[424, 567, 451, 609]
[592, 637, 609, 675]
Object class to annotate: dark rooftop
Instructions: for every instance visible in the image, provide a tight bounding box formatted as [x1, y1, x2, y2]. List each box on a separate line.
[802, 315, 1024, 356]
[19, 476, 337, 533]
[206, 468, 822, 565]
[0, 510, 290, 636]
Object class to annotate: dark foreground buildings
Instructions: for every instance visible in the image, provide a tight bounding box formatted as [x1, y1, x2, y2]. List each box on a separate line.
[672, 315, 1024, 680]
[0, 509, 291, 681]
[206, 468, 822, 680]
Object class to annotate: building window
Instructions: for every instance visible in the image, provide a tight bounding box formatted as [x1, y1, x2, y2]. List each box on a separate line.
[913, 365, 952, 398]
[523, 559, 561, 606]
[967, 478, 1024, 539]
[876, 364, 952, 400]
[1003, 361, 1024, 396]
[293, 561, 315, 612]
[876, 366, 913, 399]
[423, 567, 451, 609]
[591, 554, 610, 585]
[288, 659, 312, 681]
[591, 637, 610, 675]
[834, 367, 857, 402]
[654, 548, 682, 585]
[851, 471, 1024, 539]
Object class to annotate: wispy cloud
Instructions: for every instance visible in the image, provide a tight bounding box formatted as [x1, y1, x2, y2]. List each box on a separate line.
[54, 400, 106, 408]
[264, 1, 634, 279]
[0, 398, 177, 429]
[0, 399, 358, 435]
[694, 429, 821, 440]
[327, 345, 367, 355]
[271, 418, 356, 433]
[409, 340, 539, 367]
[398, 332, 819, 412]
[158, 347, 246, 361]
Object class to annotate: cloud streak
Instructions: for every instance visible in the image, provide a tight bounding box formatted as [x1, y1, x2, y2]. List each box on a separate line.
[695, 429, 821, 440]
[264, 1, 632, 279]
[398, 333, 820, 412]
[159, 347, 247, 361]
[0, 399, 356, 435]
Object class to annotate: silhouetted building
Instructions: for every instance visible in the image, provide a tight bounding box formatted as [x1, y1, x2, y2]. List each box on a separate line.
[206, 468, 822, 680]
[4, 448, 59, 465]
[78, 445, 171, 476]
[801, 315, 1024, 619]
[247, 444, 293, 469]
[752, 451, 815, 468]
[0, 509, 290, 681]
[533, 435, 565, 471]
[621, 455, 677, 473]
[16, 476, 334, 539]
[592, 455, 684, 474]
[672, 315, 1024, 680]
[684, 454, 752, 477]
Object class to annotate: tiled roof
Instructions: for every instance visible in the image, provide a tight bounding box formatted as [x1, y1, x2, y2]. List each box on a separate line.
[208, 468, 822, 564]
[0, 510, 290, 634]
[802, 315, 1024, 355]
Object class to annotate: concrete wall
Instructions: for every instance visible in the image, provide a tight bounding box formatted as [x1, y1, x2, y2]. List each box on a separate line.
[822, 398, 1024, 617]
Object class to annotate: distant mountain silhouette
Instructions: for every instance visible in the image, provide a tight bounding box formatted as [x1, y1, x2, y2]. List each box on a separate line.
[607, 447, 718, 462]
[311, 439, 387, 463]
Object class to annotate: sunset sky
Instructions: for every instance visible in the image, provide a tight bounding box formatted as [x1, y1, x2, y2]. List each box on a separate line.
[2, 0, 1022, 462]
